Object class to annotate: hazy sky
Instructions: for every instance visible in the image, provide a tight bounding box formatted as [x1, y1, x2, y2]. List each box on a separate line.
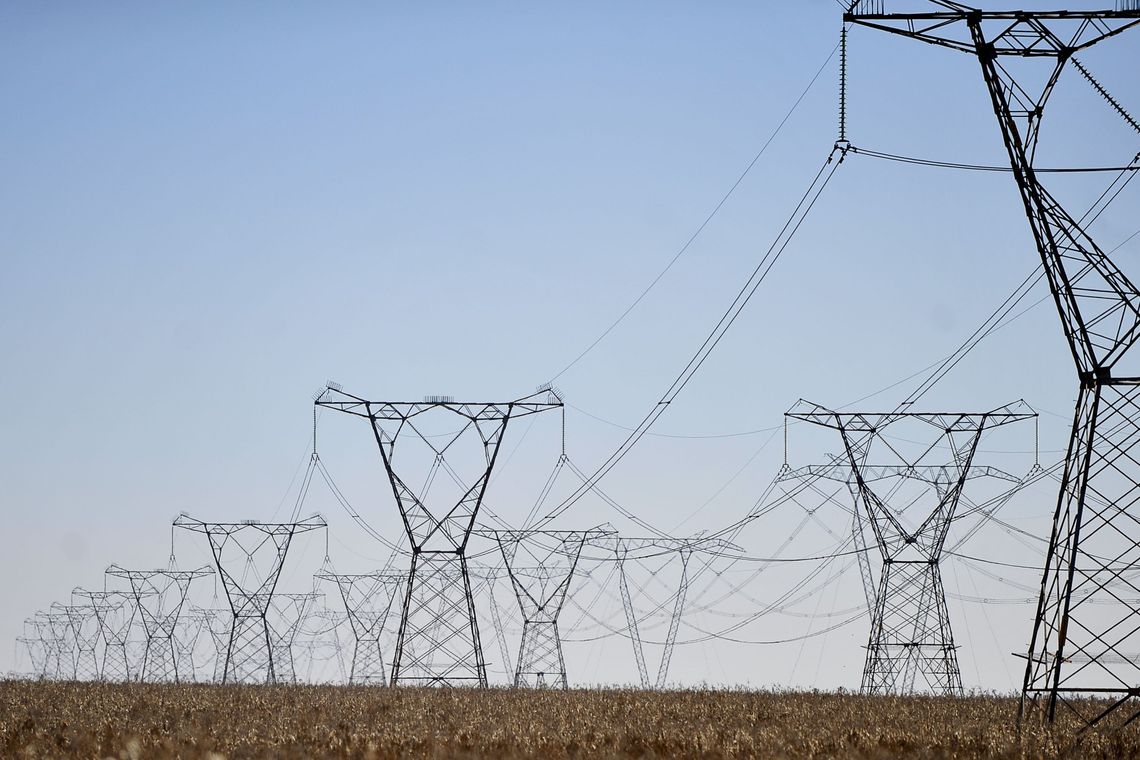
[2, 2, 1138, 689]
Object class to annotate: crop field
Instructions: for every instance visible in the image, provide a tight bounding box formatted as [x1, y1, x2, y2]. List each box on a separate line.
[1, 681, 1138, 759]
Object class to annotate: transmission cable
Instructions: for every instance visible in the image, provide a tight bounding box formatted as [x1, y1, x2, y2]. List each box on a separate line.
[546, 40, 843, 385]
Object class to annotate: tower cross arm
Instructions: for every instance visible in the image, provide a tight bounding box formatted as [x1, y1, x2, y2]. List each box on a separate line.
[844, 5, 1140, 57]
[313, 386, 564, 423]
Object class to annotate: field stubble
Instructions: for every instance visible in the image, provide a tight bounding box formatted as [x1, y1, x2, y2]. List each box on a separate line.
[1, 681, 1138, 759]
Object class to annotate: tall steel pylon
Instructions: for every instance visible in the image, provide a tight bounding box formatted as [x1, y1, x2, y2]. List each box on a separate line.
[58, 594, 107, 681]
[174, 514, 327, 684]
[316, 571, 405, 685]
[268, 592, 321, 684]
[787, 400, 1034, 694]
[845, 0, 1140, 727]
[32, 610, 72, 680]
[315, 385, 563, 687]
[75, 589, 136, 681]
[479, 528, 615, 688]
[106, 564, 213, 683]
[593, 535, 740, 689]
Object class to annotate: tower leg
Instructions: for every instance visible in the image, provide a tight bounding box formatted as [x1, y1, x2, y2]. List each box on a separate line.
[515, 620, 567, 689]
[862, 560, 961, 696]
[392, 552, 487, 686]
[225, 613, 275, 684]
[350, 637, 387, 685]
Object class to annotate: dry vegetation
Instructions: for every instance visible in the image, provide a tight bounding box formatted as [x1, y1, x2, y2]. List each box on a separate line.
[1, 681, 1138, 759]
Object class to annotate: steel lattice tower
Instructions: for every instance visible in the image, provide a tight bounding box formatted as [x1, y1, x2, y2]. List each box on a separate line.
[788, 400, 1034, 694]
[174, 515, 327, 684]
[481, 528, 614, 688]
[75, 590, 136, 681]
[845, 0, 1140, 727]
[268, 592, 321, 684]
[316, 385, 563, 687]
[58, 595, 106, 681]
[106, 565, 212, 683]
[591, 535, 740, 689]
[316, 571, 405, 685]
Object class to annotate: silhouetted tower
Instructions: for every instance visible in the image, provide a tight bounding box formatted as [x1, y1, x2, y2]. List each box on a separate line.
[787, 400, 1033, 694]
[593, 535, 740, 688]
[316, 385, 563, 687]
[106, 565, 212, 683]
[174, 515, 327, 684]
[75, 590, 136, 681]
[481, 528, 614, 688]
[316, 571, 405, 685]
[845, 0, 1140, 728]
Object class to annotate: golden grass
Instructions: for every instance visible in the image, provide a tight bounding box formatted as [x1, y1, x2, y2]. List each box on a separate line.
[1, 681, 1137, 759]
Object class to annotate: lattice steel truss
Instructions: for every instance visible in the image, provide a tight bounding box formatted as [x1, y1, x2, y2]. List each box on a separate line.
[74, 589, 136, 681]
[31, 610, 72, 680]
[590, 535, 740, 688]
[315, 385, 563, 687]
[787, 401, 1033, 694]
[316, 571, 405, 685]
[845, 0, 1140, 728]
[174, 515, 327, 684]
[106, 564, 212, 683]
[269, 592, 321, 684]
[480, 528, 615, 688]
[59, 593, 107, 681]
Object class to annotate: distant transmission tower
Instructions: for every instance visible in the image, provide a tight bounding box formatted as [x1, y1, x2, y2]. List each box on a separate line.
[33, 610, 72, 680]
[316, 571, 405, 685]
[845, 0, 1140, 728]
[315, 385, 563, 687]
[268, 592, 321, 684]
[787, 401, 1033, 694]
[19, 617, 51, 679]
[106, 565, 212, 683]
[58, 595, 105, 681]
[174, 515, 327, 684]
[480, 528, 614, 688]
[74, 589, 136, 681]
[595, 535, 739, 689]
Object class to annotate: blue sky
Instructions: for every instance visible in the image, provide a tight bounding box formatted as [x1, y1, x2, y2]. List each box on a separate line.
[1, 2, 1138, 688]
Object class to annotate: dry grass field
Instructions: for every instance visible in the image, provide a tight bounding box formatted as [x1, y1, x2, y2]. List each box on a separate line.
[1, 681, 1138, 759]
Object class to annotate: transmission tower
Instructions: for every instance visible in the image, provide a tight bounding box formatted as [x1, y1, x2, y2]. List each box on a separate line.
[479, 528, 615, 688]
[268, 592, 321, 684]
[193, 606, 232, 683]
[58, 596, 105, 681]
[174, 515, 327, 684]
[74, 589, 136, 681]
[19, 617, 51, 679]
[316, 571, 405, 685]
[590, 535, 740, 688]
[845, 0, 1140, 727]
[315, 385, 563, 687]
[786, 401, 1033, 694]
[32, 610, 72, 679]
[106, 564, 212, 683]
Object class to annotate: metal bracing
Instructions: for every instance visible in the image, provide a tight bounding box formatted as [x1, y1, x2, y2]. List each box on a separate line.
[31, 611, 73, 680]
[315, 384, 563, 687]
[268, 592, 321, 684]
[787, 401, 1034, 695]
[174, 514, 327, 684]
[75, 590, 136, 681]
[316, 571, 405, 685]
[480, 528, 615, 688]
[105, 565, 212, 683]
[194, 607, 232, 684]
[59, 594, 107, 681]
[592, 535, 741, 688]
[845, 0, 1140, 730]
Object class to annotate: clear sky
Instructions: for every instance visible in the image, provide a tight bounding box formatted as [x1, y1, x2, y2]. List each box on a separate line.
[1, 1, 1138, 690]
